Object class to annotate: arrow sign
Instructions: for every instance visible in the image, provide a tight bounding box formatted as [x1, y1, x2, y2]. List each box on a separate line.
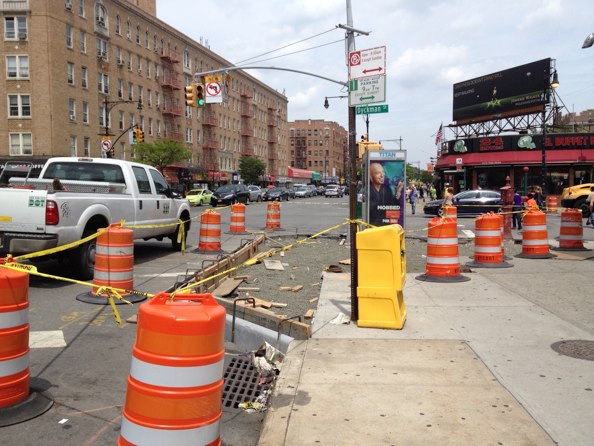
[349, 46, 386, 80]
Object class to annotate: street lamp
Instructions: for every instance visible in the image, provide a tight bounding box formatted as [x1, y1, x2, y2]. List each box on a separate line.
[103, 96, 143, 137]
[323, 95, 347, 109]
[582, 32, 594, 48]
[323, 95, 348, 185]
[540, 64, 559, 195]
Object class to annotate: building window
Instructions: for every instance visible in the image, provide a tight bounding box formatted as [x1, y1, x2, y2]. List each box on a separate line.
[66, 24, 73, 48]
[153, 34, 157, 52]
[6, 55, 29, 79]
[96, 38, 108, 59]
[78, 0, 85, 17]
[81, 66, 88, 88]
[146, 58, 151, 78]
[9, 133, 32, 155]
[126, 20, 131, 40]
[67, 62, 75, 85]
[83, 137, 90, 157]
[136, 56, 142, 73]
[95, 3, 107, 27]
[128, 82, 133, 100]
[157, 120, 161, 137]
[148, 118, 153, 135]
[183, 49, 190, 69]
[8, 94, 31, 117]
[79, 30, 86, 53]
[69, 135, 77, 157]
[97, 72, 109, 94]
[82, 101, 89, 123]
[5, 16, 27, 40]
[135, 25, 140, 44]
[117, 79, 123, 98]
[145, 30, 149, 48]
[115, 15, 120, 34]
[137, 85, 143, 104]
[147, 89, 152, 106]
[69, 99, 76, 120]
[127, 51, 132, 71]
[119, 110, 124, 130]
[98, 105, 107, 128]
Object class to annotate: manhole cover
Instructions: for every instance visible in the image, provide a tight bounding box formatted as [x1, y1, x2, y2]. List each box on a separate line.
[222, 356, 266, 412]
[551, 340, 594, 361]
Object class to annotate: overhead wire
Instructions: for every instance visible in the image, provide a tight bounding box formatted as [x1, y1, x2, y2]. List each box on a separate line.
[238, 39, 345, 65]
[234, 27, 338, 65]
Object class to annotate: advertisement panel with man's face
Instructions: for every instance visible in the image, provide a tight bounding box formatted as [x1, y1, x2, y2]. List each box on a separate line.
[363, 150, 406, 227]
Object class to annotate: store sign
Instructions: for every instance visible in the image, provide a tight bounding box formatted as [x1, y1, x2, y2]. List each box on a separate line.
[479, 137, 505, 152]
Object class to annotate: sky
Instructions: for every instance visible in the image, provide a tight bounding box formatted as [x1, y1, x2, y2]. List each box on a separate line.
[157, 0, 594, 167]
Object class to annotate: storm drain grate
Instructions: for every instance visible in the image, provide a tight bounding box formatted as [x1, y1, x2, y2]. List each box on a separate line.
[222, 356, 266, 412]
[551, 340, 594, 361]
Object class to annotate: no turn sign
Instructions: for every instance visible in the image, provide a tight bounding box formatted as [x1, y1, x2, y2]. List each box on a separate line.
[101, 139, 111, 153]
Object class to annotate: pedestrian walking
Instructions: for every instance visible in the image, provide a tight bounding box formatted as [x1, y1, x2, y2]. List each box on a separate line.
[443, 187, 454, 206]
[512, 190, 523, 230]
[587, 186, 594, 227]
[409, 186, 418, 214]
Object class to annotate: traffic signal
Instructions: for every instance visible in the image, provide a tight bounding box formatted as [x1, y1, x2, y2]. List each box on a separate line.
[195, 83, 205, 107]
[136, 128, 144, 143]
[361, 134, 368, 142]
[185, 83, 196, 107]
[132, 129, 138, 144]
[107, 146, 115, 158]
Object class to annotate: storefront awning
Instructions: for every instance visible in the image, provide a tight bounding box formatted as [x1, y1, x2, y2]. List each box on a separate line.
[288, 167, 313, 179]
[436, 149, 594, 168]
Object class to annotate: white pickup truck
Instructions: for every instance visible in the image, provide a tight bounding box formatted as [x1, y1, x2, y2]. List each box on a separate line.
[0, 157, 191, 279]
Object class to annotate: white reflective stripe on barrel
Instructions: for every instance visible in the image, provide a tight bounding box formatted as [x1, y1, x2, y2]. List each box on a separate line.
[0, 308, 28, 329]
[560, 222, 582, 228]
[200, 223, 220, 230]
[559, 235, 583, 240]
[199, 237, 220, 243]
[96, 245, 134, 255]
[93, 270, 132, 281]
[427, 237, 458, 245]
[120, 416, 220, 446]
[0, 352, 28, 376]
[475, 230, 501, 237]
[426, 256, 460, 264]
[130, 356, 224, 388]
[523, 225, 547, 231]
[474, 246, 502, 253]
[522, 239, 549, 245]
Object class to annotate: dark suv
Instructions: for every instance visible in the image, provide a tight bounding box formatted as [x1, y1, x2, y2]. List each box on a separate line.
[211, 184, 250, 206]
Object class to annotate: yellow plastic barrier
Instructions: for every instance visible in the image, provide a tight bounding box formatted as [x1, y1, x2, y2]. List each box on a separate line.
[356, 224, 407, 329]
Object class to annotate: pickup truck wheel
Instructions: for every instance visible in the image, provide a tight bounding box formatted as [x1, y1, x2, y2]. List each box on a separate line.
[71, 234, 96, 280]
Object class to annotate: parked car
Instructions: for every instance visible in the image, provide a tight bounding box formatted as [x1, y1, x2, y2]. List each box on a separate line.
[316, 185, 326, 195]
[293, 184, 311, 198]
[287, 187, 296, 199]
[211, 184, 250, 206]
[324, 184, 343, 198]
[186, 188, 213, 206]
[423, 189, 502, 216]
[307, 185, 318, 196]
[247, 185, 264, 202]
[339, 185, 348, 196]
[263, 186, 290, 201]
[560, 183, 593, 217]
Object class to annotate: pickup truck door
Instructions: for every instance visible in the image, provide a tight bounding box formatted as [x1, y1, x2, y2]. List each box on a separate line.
[148, 169, 179, 229]
[131, 165, 161, 238]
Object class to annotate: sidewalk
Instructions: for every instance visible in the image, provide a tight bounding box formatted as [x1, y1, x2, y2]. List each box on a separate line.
[259, 243, 594, 445]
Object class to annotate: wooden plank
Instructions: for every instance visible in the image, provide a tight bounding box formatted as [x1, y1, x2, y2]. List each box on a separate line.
[237, 287, 261, 292]
[291, 285, 303, 292]
[263, 259, 285, 270]
[212, 277, 244, 297]
[279, 286, 293, 291]
[304, 309, 315, 319]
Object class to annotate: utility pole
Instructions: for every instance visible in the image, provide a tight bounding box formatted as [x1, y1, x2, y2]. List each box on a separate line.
[339, 0, 369, 322]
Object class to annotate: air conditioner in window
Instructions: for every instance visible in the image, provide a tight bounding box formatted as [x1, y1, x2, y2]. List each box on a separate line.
[65, 1, 72, 10]
[137, 69, 142, 74]
[82, 80, 87, 88]
[69, 113, 76, 120]
[156, 132, 161, 137]
[117, 58, 124, 66]
[18, 32, 27, 40]
[96, 17, 105, 27]
[67, 76, 74, 84]
[97, 50, 106, 59]
[156, 105, 160, 111]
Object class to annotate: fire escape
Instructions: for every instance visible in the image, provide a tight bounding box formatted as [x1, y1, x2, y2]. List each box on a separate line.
[202, 108, 219, 175]
[159, 48, 182, 141]
[267, 104, 279, 175]
[240, 88, 254, 156]
[295, 135, 307, 169]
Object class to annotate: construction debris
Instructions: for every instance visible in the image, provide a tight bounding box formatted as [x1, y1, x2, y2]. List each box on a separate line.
[291, 285, 303, 292]
[303, 309, 315, 319]
[339, 258, 351, 265]
[263, 259, 285, 271]
[212, 277, 245, 297]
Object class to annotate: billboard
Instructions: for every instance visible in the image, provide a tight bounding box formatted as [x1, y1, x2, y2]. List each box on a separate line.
[363, 150, 406, 227]
[453, 58, 551, 124]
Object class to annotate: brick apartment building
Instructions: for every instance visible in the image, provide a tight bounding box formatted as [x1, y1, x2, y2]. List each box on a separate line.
[289, 119, 347, 184]
[0, 0, 288, 185]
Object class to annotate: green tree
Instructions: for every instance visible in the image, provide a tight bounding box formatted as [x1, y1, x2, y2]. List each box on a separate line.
[133, 139, 192, 173]
[239, 155, 266, 184]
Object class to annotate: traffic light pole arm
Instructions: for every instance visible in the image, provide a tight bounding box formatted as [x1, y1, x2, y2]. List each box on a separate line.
[102, 97, 143, 137]
[111, 123, 139, 147]
[193, 66, 348, 88]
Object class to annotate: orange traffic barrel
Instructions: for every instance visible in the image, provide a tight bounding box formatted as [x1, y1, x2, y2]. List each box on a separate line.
[76, 226, 145, 305]
[555, 208, 589, 251]
[197, 210, 223, 252]
[546, 195, 558, 213]
[265, 201, 281, 230]
[466, 213, 512, 268]
[118, 292, 225, 446]
[516, 210, 555, 259]
[416, 217, 470, 282]
[443, 205, 457, 221]
[0, 268, 29, 409]
[226, 203, 248, 234]
[0, 266, 54, 424]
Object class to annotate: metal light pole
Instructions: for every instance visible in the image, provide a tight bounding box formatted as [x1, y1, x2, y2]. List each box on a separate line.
[523, 166, 529, 195]
[540, 65, 559, 195]
[102, 96, 142, 137]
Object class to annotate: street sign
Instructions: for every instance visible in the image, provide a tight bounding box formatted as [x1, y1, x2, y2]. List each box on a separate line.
[349, 75, 386, 106]
[356, 104, 389, 115]
[101, 139, 111, 154]
[205, 81, 222, 104]
[349, 46, 386, 80]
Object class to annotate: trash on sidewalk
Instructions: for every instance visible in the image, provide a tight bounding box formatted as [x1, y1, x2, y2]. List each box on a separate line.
[325, 264, 343, 273]
[329, 312, 351, 325]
